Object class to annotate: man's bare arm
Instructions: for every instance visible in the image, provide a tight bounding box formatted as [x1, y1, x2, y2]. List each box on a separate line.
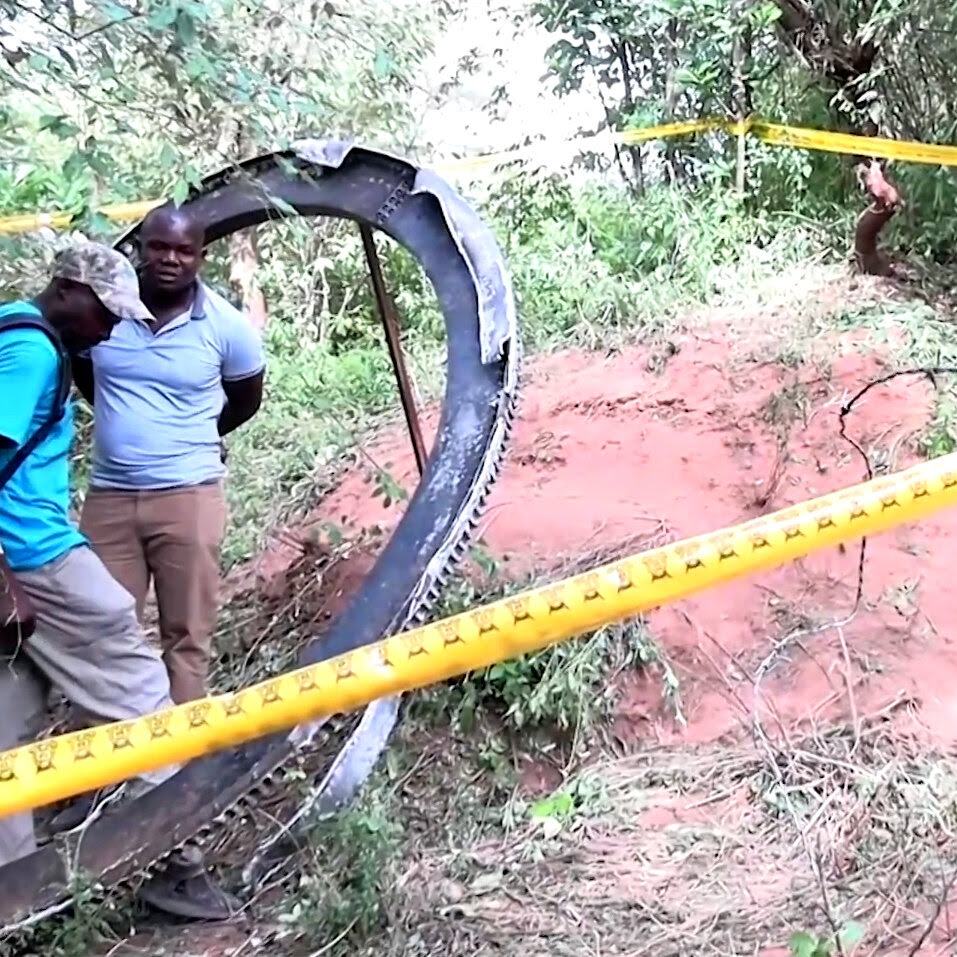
[71, 354, 95, 406]
[218, 371, 264, 437]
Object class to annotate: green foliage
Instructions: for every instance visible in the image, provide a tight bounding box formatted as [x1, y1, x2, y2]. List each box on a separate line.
[519, 0, 957, 273]
[891, 305, 957, 462]
[220, 318, 439, 566]
[789, 920, 865, 957]
[526, 0, 786, 186]
[9, 873, 133, 957]
[0, 0, 459, 304]
[525, 772, 609, 839]
[453, 620, 667, 733]
[0, 0, 445, 204]
[478, 166, 846, 352]
[276, 792, 401, 952]
[412, 556, 677, 736]
[0, 165, 88, 216]
[891, 164, 957, 262]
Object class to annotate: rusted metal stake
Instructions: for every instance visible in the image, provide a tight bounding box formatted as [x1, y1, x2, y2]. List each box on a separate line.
[359, 223, 427, 476]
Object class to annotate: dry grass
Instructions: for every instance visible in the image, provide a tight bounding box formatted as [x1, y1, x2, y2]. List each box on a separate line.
[208, 527, 384, 694]
[374, 707, 957, 957]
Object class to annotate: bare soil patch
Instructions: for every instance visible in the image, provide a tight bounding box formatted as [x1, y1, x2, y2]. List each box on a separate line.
[317, 323, 953, 751]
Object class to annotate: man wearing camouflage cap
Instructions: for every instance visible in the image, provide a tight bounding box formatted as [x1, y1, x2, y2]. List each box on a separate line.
[0, 242, 237, 920]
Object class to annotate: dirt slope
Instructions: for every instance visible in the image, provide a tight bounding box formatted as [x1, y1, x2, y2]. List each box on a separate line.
[314, 326, 954, 752]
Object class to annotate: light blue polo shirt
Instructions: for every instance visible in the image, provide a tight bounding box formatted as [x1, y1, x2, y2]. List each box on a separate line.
[0, 301, 86, 571]
[88, 282, 265, 491]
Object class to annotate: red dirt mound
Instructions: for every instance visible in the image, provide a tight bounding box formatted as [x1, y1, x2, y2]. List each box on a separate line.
[311, 328, 957, 749]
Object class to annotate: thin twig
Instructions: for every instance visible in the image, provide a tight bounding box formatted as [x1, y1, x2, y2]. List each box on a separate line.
[906, 865, 957, 957]
[812, 837, 848, 957]
[306, 916, 359, 957]
[836, 625, 860, 755]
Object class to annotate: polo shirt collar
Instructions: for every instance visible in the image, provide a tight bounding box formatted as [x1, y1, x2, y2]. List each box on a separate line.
[142, 280, 209, 334]
[190, 281, 210, 320]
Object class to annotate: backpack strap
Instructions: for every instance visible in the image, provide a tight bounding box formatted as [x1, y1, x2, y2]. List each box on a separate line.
[0, 311, 71, 492]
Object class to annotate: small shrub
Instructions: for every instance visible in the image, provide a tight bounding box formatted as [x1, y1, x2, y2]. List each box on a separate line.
[276, 792, 402, 953]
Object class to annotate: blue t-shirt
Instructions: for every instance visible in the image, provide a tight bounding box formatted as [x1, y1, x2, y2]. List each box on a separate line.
[0, 301, 85, 571]
[87, 282, 265, 490]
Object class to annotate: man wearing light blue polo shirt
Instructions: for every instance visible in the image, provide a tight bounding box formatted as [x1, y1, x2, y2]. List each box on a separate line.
[73, 204, 265, 705]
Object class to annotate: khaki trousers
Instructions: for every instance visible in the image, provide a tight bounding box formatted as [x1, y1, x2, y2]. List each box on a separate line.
[0, 545, 176, 866]
[80, 482, 227, 704]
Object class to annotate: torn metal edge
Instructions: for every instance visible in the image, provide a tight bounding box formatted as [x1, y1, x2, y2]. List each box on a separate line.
[291, 138, 515, 365]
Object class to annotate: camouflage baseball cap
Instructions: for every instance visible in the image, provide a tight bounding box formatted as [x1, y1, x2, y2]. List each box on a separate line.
[52, 243, 154, 323]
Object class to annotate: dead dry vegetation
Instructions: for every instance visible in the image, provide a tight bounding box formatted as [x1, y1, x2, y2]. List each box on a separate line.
[380, 710, 957, 957]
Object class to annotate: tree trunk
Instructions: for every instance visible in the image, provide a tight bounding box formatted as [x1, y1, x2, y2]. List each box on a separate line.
[732, 2, 753, 195]
[229, 227, 269, 330]
[853, 159, 901, 277]
[216, 123, 269, 329]
[596, 78, 636, 191]
[770, 0, 879, 139]
[770, 1, 904, 271]
[663, 18, 681, 184]
[616, 41, 644, 190]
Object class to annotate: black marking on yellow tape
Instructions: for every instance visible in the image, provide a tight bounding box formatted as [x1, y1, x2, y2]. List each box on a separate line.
[438, 623, 465, 646]
[297, 672, 318, 693]
[70, 731, 96, 761]
[401, 635, 428, 658]
[715, 537, 739, 561]
[188, 704, 212, 729]
[675, 544, 706, 569]
[544, 587, 569, 612]
[642, 557, 671, 582]
[335, 658, 358, 681]
[30, 743, 56, 774]
[506, 599, 532, 623]
[146, 717, 172, 741]
[108, 725, 135, 751]
[473, 611, 498, 635]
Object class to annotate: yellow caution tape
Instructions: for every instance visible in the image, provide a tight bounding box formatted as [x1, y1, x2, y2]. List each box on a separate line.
[621, 117, 724, 145]
[428, 118, 721, 173]
[1, 115, 955, 236]
[752, 120, 957, 166]
[0, 122, 719, 233]
[0, 118, 723, 233]
[0, 451, 955, 817]
[0, 200, 161, 237]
